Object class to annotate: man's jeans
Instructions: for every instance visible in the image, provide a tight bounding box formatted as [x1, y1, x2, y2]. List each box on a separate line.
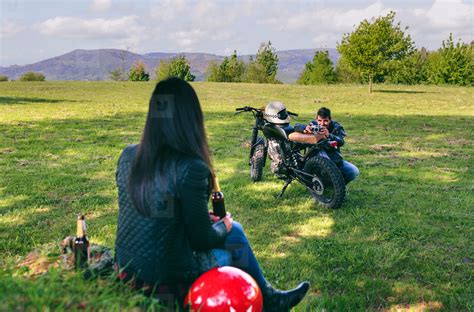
[319, 150, 359, 184]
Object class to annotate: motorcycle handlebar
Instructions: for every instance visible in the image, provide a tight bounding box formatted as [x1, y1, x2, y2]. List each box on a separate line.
[235, 106, 260, 113]
[288, 111, 298, 117]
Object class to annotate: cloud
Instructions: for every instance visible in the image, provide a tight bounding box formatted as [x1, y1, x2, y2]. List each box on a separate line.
[37, 16, 149, 48]
[91, 0, 112, 12]
[424, 0, 472, 29]
[150, 0, 250, 51]
[262, 1, 390, 32]
[173, 29, 204, 48]
[0, 21, 25, 39]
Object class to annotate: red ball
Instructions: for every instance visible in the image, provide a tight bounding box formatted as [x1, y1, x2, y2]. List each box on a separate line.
[185, 266, 263, 311]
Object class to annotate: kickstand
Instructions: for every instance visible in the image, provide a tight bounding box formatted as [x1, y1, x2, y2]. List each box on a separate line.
[277, 179, 292, 199]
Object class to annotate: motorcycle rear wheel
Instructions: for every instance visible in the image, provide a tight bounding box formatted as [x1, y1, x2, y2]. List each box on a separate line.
[303, 156, 345, 209]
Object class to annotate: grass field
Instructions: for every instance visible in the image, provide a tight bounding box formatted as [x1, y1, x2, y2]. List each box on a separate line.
[0, 81, 473, 311]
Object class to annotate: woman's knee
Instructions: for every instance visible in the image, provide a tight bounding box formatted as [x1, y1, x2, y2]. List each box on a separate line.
[226, 221, 248, 244]
[231, 221, 244, 234]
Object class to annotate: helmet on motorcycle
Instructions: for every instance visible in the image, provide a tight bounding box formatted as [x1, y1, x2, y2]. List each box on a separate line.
[184, 266, 263, 311]
[264, 101, 291, 125]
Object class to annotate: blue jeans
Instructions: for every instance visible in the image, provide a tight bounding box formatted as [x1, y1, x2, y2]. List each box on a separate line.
[319, 150, 359, 184]
[340, 160, 359, 183]
[211, 222, 266, 289]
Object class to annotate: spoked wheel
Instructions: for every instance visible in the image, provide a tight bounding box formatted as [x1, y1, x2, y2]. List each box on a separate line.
[303, 156, 345, 209]
[250, 141, 266, 182]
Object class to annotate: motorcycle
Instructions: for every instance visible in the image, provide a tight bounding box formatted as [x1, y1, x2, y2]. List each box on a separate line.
[236, 106, 346, 209]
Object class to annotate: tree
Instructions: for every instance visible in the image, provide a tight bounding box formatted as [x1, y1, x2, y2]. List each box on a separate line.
[337, 11, 415, 93]
[128, 60, 150, 81]
[206, 51, 245, 82]
[297, 51, 336, 84]
[0, 75, 8, 82]
[156, 55, 195, 82]
[255, 41, 279, 83]
[19, 72, 45, 81]
[385, 48, 429, 84]
[226, 51, 245, 82]
[206, 60, 221, 82]
[242, 60, 269, 83]
[425, 34, 472, 85]
[335, 57, 363, 83]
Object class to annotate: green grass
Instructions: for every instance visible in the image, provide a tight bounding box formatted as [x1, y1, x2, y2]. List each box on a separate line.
[0, 82, 473, 311]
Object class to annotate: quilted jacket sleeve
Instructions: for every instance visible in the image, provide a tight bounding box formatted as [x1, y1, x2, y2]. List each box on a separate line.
[329, 122, 345, 147]
[179, 159, 228, 251]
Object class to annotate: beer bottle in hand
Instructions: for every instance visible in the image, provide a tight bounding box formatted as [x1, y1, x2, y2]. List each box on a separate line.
[74, 214, 90, 269]
[211, 176, 226, 219]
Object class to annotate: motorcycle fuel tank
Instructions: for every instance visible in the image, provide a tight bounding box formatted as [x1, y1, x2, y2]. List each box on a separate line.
[263, 123, 288, 141]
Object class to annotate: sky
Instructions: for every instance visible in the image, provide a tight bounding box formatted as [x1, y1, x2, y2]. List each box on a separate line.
[0, 0, 472, 66]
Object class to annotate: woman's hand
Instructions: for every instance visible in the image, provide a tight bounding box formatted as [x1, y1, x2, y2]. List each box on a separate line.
[222, 213, 233, 232]
[209, 211, 220, 223]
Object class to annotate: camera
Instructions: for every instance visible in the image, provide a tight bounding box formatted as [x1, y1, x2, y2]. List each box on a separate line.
[309, 124, 325, 134]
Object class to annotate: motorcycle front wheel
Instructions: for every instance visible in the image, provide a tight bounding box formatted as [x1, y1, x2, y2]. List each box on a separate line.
[303, 156, 346, 209]
[250, 141, 266, 182]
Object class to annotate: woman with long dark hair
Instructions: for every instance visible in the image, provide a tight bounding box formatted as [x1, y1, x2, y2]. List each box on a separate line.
[115, 77, 309, 311]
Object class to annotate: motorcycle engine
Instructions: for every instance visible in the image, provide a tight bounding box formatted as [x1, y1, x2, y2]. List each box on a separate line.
[267, 139, 286, 177]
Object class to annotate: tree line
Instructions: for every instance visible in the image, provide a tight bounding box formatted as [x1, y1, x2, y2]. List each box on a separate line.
[109, 41, 280, 84]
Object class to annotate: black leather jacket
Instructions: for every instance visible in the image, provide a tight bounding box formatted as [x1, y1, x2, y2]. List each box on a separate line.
[114, 144, 228, 285]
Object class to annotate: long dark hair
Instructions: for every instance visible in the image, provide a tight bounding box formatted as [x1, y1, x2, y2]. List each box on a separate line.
[129, 77, 213, 216]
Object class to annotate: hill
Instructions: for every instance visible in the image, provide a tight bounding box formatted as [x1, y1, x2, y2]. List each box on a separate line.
[0, 48, 339, 83]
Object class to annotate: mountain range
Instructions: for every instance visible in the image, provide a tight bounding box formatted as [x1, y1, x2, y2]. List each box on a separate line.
[0, 48, 340, 83]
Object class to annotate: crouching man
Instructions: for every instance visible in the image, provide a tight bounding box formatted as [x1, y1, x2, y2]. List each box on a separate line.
[289, 107, 359, 184]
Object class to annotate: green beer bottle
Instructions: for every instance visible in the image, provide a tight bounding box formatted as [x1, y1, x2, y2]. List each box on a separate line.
[74, 214, 90, 269]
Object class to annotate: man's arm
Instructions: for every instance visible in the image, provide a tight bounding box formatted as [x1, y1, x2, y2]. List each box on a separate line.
[293, 123, 308, 133]
[329, 122, 345, 147]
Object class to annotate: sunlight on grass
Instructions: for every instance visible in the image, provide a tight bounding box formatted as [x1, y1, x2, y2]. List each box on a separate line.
[245, 181, 283, 192]
[383, 167, 461, 183]
[293, 216, 335, 239]
[89, 171, 113, 181]
[396, 150, 449, 158]
[0, 214, 27, 226]
[0, 207, 50, 226]
[0, 194, 28, 208]
[385, 301, 443, 311]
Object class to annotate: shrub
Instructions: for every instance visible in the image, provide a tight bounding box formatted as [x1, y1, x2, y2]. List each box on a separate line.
[19, 72, 45, 81]
[0, 75, 8, 82]
[109, 68, 127, 81]
[425, 34, 472, 86]
[128, 61, 150, 82]
[155, 55, 195, 82]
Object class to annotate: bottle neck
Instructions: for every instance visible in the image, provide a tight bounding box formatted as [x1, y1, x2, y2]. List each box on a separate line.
[212, 176, 221, 193]
[76, 216, 86, 238]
